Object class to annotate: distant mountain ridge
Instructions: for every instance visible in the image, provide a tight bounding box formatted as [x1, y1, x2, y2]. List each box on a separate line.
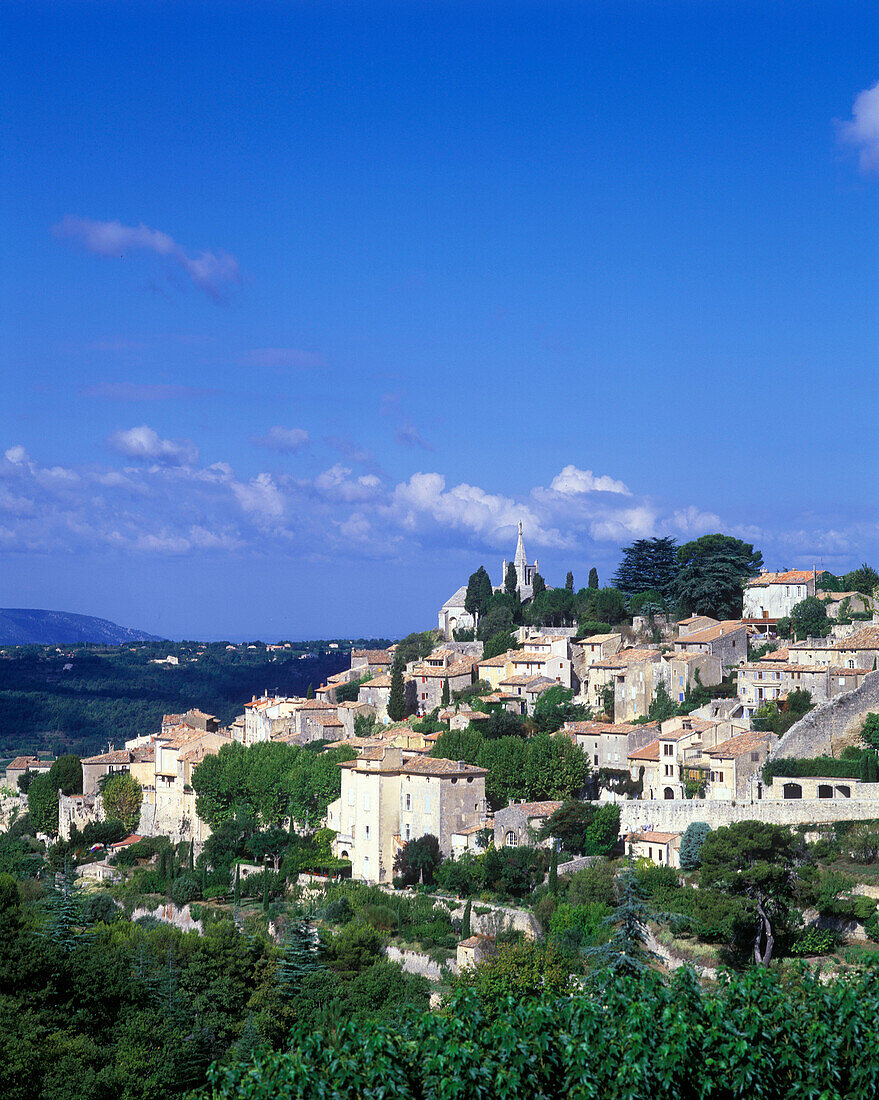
[0, 608, 163, 646]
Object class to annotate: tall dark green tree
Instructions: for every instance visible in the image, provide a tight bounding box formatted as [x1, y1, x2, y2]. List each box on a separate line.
[440, 678, 450, 707]
[465, 566, 494, 622]
[532, 572, 546, 598]
[387, 657, 408, 722]
[673, 533, 763, 619]
[585, 861, 656, 978]
[504, 561, 519, 597]
[461, 898, 472, 939]
[588, 567, 599, 589]
[612, 537, 679, 597]
[277, 921, 322, 994]
[565, 571, 574, 591]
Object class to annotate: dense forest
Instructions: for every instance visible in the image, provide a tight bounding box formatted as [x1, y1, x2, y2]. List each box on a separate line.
[0, 640, 388, 758]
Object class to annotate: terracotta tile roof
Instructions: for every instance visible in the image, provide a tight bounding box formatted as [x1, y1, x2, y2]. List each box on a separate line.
[662, 651, 704, 663]
[509, 652, 553, 664]
[563, 720, 649, 735]
[759, 648, 789, 662]
[81, 749, 138, 765]
[352, 649, 393, 663]
[311, 714, 344, 727]
[591, 648, 661, 669]
[675, 621, 747, 645]
[455, 820, 493, 835]
[401, 757, 487, 777]
[626, 831, 680, 844]
[411, 657, 476, 678]
[6, 755, 47, 771]
[478, 651, 516, 667]
[628, 739, 660, 761]
[498, 673, 548, 687]
[829, 626, 879, 650]
[458, 934, 493, 947]
[362, 674, 391, 688]
[829, 666, 871, 676]
[708, 731, 771, 759]
[577, 632, 621, 643]
[507, 800, 563, 816]
[745, 570, 815, 587]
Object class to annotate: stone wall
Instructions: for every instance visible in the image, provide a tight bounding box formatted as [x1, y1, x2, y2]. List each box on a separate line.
[773, 670, 879, 759]
[59, 792, 104, 840]
[0, 793, 27, 832]
[385, 944, 457, 981]
[618, 797, 879, 834]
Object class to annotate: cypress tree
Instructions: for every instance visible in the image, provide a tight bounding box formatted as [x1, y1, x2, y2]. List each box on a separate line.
[188, 841, 194, 871]
[441, 678, 450, 707]
[548, 846, 559, 893]
[504, 561, 519, 597]
[306, 683, 314, 700]
[262, 863, 269, 913]
[532, 572, 546, 598]
[234, 863, 241, 907]
[588, 567, 599, 589]
[388, 657, 407, 721]
[565, 571, 574, 591]
[461, 898, 472, 939]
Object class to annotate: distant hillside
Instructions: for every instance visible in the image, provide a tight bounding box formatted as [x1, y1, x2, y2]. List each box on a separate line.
[0, 608, 163, 646]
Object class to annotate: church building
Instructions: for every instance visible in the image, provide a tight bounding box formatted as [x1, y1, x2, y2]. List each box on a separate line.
[438, 521, 540, 640]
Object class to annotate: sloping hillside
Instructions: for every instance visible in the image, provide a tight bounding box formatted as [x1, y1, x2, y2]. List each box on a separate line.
[0, 608, 162, 645]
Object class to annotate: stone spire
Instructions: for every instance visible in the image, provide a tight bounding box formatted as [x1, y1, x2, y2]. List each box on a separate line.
[514, 520, 527, 568]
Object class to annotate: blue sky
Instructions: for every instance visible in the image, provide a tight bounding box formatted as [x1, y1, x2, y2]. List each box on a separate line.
[2, 0, 878, 639]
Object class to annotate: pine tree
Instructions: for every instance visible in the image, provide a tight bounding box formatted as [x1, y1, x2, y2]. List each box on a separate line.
[461, 898, 472, 939]
[262, 863, 269, 913]
[588, 567, 599, 589]
[565, 571, 574, 591]
[585, 861, 657, 978]
[188, 841, 194, 871]
[277, 920, 322, 995]
[388, 657, 407, 721]
[41, 856, 84, 953]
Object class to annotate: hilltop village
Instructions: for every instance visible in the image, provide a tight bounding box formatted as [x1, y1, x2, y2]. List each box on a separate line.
[10, 525, 877, 881]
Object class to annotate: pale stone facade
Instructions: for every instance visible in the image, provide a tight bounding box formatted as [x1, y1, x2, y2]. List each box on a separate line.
[327, 747, 488, 883]
[743, 569, 817, 621]
[625, 830, 681, 868]
[673, 620, 748, 668]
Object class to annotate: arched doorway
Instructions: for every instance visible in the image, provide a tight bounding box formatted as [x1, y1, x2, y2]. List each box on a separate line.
[782, 782, 802, 799]
[664, 787, 674, 800]
[818, 784, 832, 799]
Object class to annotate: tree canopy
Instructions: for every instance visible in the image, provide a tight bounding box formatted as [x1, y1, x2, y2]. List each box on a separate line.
[612, 537, 679, 598]
[674, 534, 763, 619]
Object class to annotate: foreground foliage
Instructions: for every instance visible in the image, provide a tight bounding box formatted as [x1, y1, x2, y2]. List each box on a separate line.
[205, 965, 879, 1099]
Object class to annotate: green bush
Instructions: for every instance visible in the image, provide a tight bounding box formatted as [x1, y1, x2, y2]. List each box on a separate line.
[790, 927, 838, 956]
[169, 872, 201, 907]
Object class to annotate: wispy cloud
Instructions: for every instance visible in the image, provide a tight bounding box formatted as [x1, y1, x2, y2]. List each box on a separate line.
[250, 426, 311, 453]
[839, 80, 879, 173]
[53, 216, 240, 301]
[240, 348, 324, 369]
[107, 425, 198, 466]
[395, 421, 434, 451]
[85, 383, 220, 401]
[549, 465, 631, 496]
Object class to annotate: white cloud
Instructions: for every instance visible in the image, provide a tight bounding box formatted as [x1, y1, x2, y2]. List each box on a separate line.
[53, 216, 239, 300]
[668, 506, 722, 536]
[231, 473, 286, 524]
[108, 425, 198, 466]
[839, 81, 879, 173]
[4, 446, 28, 465]
[548, 465, 631, 496]
[250, 426, 311, 452]
[315, 464, 383, 503]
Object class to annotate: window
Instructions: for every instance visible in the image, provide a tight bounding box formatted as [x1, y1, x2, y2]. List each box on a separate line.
[505, 830, 518, 847]
[365, 825, 370, 838]
[751, 752, 760, 762]
[405, 824, 410, 840]
[405, 793, 411, 810]
[348, 789, 355, 806]
[663, 744, 674, 756]
[594, 755, 599, 766]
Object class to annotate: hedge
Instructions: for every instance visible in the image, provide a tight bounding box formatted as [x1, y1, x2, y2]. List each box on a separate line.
[206, 966, 879, 1099]
[763, 755, 865, 785]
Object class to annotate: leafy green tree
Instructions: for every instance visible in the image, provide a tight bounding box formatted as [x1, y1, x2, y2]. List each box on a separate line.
[277, 921, 322, 992]
[789, 596, 829, 640]
[674, 533, 763, 619]
[679, 822, 711, 870]
[531, 684, 589, 733]
[48, 755, 83, 795]
[16, 770, 34, 794]
[588, 567, 599, 589]
[504, 561, 519, 596]
[532, 572, 546, 599]
[699, 820, 796, 965]
[476, 600, 516, 641]
[539, 800, 590, 854]
[844, 563, 879, 597]
[393, 834, 443, 886]
[27, 773, 59, 836]
[431, 729, 483, 765]
[648, 682, 677, 723]
[451, 940, 571, 1020]
[478, 737, 529, 809]
[102, 772, 142, 833]
[862, 713, 879, 752]
[387, 657, 408, 722]
[612, 537, 679, 598]
[584, 804, 621, 856]
[584, 587, 628, 626]
[483, 631, 515, 661]
[565, 571, 574, 591]
[523, 733, 589, 802]
[600, 684, 615, 721]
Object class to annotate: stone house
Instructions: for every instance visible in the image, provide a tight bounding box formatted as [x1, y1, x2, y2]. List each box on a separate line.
[494, 800, 563, 849]
[80, 746, 155, 798]
[351, 648, 395, 676]
[563, 720, 659, 770]
[659, 651, 723, 705]
[628, 716, 729, 800]
[327, 747, 488, 883]
[358, 673, 419, 723]
[457, 934, 496, 970]
[675, 615, 720, 638]
[576, 632, 623, 662]
[585, 648, 662, 722]
[743, 569, 817, 621]
[706, 730, 776, 801]
[736, 660, 870, 718]
[4, 755, 52, 791]
[243, 696, 307, 745]
[496, 674, 557, 715]
[787, 626, 879, 671]
[673, 620, 748, 668]
[625, 830, 681, 868]
[409, 651, 477, 714]
[819, 591, 872, 618]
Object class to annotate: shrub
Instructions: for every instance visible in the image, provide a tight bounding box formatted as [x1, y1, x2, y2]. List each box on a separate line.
[169, 873, 201, 907]
[81, 892, 119, 924]
[679, 823, 711, 870]
[362, 904, 397, 932]
[790, 928, 838, 957]
[324, 896, 354, 924]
